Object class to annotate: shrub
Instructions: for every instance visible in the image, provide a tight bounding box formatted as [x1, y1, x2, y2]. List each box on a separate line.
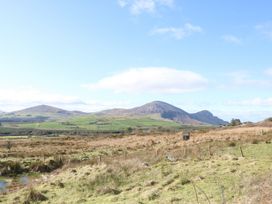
[230, 119, 242, 126]
[23, 188, 48, 204]
[0, 161, 25, 176]
[96, 187, 121, 195]
[228, 142, 236, 147]
[252, 139, 259, 144]
[5, 141, 12, 152]
[181, 178, 191, 185]
[31, 156, 65, 173]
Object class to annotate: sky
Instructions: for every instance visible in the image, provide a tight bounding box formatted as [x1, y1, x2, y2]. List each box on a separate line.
[0, 0, 272, 122]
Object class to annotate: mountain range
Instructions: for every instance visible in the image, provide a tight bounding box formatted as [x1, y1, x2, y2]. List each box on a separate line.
[0, 101, 228, 125]
[98, 101, 228, 125]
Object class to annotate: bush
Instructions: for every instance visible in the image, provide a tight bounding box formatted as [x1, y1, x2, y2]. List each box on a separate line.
[181, 178, 191, 185]
[31, 156, 64, 173]
[5, 140, 12, 152]
[230, 119, 242, 126]
[0, 161, 25, 176]
[24, 188, 48, 204]
[252, 139, 259, 144]
[96, 187, 121, 195]
[228, 142, 236, 147]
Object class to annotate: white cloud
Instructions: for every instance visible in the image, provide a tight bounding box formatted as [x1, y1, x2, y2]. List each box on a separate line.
[222, 35, 241, 44]
[0, 87, 82, 105]
[256, 22, 272, 40]
[83, 67, 208, 94]
[0, 87, 133, 112]
[0, 87, 83, 111]
[216, 109, 272, 122]
[227, 98, 272, 107]
[150, 23, 203, 40]
[118, 0, 128, 7]
[265, 68, 272, 76]
[118, 0, 174, 15]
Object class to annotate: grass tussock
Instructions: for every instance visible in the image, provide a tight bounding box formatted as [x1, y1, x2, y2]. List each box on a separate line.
[23, 188, 48, 204]
[0, 161, 25, 176]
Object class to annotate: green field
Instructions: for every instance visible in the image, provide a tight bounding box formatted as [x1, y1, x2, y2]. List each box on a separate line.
[2, 115, 182, 132]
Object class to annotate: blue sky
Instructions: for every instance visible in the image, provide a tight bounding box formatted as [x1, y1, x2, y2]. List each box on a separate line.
[0, 0, 272, 121]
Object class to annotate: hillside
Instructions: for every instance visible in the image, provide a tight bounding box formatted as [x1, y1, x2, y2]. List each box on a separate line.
[257, 117, 272, 127]
[0, 101, 228, 126]
[98, 101, 227, 125]
[191, 110, 228, 125]
[10, 105, 86, 119]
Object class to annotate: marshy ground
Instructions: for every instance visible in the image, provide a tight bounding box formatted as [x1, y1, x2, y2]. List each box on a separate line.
[0, 125, 272, 203]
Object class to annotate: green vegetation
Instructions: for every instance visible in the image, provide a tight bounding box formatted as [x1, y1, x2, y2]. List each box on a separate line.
[0, 115, 185, 136]
[1, 140, 272, 203]
[1, 124, 271, 203]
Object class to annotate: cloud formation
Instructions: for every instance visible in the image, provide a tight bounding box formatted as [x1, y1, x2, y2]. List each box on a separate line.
[265, 68, 272, 76]
[256, 22, 272, 40]
[0, 87, 83, 111]
[83, 67, 208, 94]
[227, 98, 272, 106]
[0, 87, 82, 105]
[0, 87, 133, 112]
[222, 35, 241, 44]
[118, 0, 174, 15]
[150, 23, 203, 40]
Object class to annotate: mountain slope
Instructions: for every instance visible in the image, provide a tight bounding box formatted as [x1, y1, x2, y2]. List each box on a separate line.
[98, 101, 227, 125]
[11, 105, 86, 119]
[191, 110, 228, 125]
[130, 101, 201, 124]
[1, 102, 227, 125]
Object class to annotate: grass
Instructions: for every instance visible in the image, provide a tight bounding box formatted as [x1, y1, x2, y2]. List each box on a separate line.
[0, 136, 30, 139]
[1, 125, 272, 203]
[3, 141, 272, 203]
[3, 115, 182, 132]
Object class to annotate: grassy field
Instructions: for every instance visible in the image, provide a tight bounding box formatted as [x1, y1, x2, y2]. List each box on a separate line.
[0, 125, 272, 203]
[2, 115, 182, 132]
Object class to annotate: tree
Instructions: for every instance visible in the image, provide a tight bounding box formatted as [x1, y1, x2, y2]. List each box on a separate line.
[127, 127, 133, 133]
[230, 118, 242, 126]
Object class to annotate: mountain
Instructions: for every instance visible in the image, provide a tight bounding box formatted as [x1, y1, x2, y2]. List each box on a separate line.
[98, 101, 228, 125]
[129, 101, 201, 124]
[10, 105, 87, 119]
[1, 102, 228, 125]
[191, 110, 228, 125]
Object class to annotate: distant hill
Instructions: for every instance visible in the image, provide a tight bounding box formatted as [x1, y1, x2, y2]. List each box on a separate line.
[257, 117, 272, 127]
[0, 102, 228, 125]
[98, 101, 228, 126]
[191, 110, 228, 125]
[9, 105, 87, 119]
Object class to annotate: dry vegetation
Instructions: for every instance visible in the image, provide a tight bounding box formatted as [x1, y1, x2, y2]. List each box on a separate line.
[1, 124, 272, 203]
